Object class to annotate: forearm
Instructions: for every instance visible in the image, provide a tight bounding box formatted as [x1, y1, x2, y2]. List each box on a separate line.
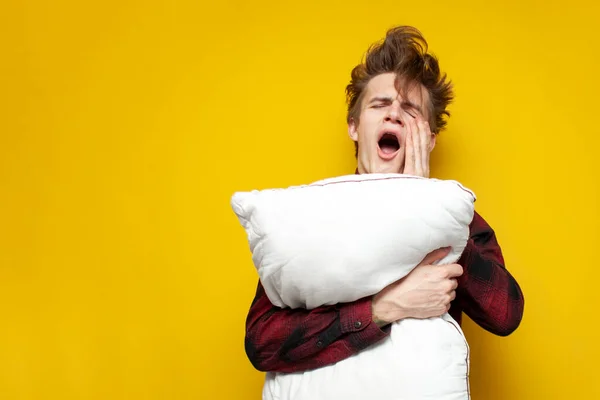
[457, 238, 525, 336]
[245, 282, 390, 373]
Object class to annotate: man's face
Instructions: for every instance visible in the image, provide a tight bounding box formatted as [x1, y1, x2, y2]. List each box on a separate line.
[348, 72, 434, 174]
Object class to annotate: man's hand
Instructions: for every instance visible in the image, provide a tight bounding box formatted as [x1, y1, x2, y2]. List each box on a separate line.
[402, 115, 434, 178]
[372, 247, 463, 327]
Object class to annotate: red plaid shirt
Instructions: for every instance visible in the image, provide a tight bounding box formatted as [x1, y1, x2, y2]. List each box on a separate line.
[244, 188, 524, 374]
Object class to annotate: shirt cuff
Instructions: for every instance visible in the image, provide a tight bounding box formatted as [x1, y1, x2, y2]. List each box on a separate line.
[338, 296, 391, 338]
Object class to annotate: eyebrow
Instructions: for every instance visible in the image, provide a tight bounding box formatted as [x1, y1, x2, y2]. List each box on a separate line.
[367, 96, 423, 113]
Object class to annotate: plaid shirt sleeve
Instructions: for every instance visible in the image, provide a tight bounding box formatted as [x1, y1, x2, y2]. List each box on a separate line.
[244, 211, 524, 373]
[455, 211, 525, 336]
[244, 282, 390, 373]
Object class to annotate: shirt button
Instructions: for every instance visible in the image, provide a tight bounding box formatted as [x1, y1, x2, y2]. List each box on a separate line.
[354, 321, 362, 329]
[316, 340, 323, 348]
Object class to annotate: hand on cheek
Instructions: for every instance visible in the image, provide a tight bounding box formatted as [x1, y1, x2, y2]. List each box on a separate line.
[402, 115, 432, 178]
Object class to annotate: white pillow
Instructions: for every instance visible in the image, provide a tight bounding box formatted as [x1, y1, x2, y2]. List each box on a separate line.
[231, 173, 476, 309]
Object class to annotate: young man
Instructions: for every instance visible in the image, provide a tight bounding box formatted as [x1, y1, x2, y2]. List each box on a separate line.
[245, 25, 524, 376]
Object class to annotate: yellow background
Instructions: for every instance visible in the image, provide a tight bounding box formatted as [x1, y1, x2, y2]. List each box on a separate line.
[1, 0, 599, 399]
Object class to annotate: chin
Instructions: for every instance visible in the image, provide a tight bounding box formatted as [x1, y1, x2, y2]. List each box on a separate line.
[370, 163, 402, 174]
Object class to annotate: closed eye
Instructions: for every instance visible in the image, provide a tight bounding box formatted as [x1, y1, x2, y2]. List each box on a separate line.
[401, 102, 422, 119]
[368, 97, 393, 109]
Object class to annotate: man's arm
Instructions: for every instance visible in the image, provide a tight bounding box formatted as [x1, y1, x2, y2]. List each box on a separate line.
[245, 282, 390, 373]
[245, 247, 461, 373]
[456, 211, 525, 336]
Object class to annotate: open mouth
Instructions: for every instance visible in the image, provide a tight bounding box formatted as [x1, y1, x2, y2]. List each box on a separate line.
[378, 132, 400, 158]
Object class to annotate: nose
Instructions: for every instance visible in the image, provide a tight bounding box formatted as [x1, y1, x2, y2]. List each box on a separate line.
[384, 101, 404, 126]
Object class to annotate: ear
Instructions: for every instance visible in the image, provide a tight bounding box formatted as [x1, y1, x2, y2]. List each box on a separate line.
[348, 119, 359, 142]
[429, 133, 437, 152]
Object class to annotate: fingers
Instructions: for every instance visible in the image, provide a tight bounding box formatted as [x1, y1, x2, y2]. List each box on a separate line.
[416, 117, 431, 177]
[418, 118, 430, 174]
[404, 122, 415, 175]
[450, 278, 458, 291]
[409, 117, 422, 176]
[444, 277, 458, 292]
[444, 264, 464, 279]
[404, 114, 432, 178]
[449, 289, 457, 301]
[418, 119, 429, 154]
[418, 247, 451, 267]
[415, 117, 430, 152]
[439, 289, 456, 315]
